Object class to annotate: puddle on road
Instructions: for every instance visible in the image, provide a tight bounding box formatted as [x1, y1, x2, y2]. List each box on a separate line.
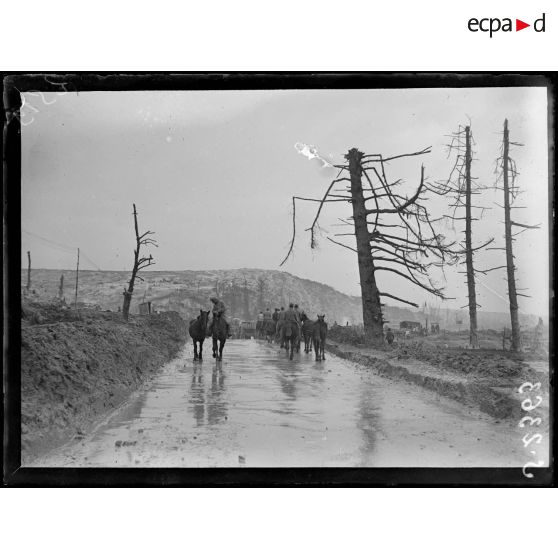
[31, 340, 549, 468]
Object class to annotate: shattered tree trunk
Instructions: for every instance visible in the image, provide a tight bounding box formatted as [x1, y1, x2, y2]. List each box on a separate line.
[503, 119, 521, 351]
[347, 148, 384, 344]
[122, 253, 136, 321]
[464, 126, 479, 348]
[122, 204, 155, 321]
[122, 292, 133, 320]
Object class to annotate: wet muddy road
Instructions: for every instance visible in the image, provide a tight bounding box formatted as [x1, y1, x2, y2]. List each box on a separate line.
[31, 340, 548, 467]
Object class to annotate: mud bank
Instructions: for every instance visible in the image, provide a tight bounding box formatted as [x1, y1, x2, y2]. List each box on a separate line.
[327, 341, 549, 421]
[21, 305, 187, 462]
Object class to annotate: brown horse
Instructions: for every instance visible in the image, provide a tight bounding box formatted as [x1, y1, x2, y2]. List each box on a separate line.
[301, 315, 314, 354]
[283, 321, 298, 360]
[212, 312, 227, 361]
[189, 310, 210, 361]
[263, 319, 275, 343]
[313, 315, 328, 361]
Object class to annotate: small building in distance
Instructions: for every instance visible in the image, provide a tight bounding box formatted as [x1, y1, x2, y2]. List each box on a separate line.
[399, 320, 422, 332]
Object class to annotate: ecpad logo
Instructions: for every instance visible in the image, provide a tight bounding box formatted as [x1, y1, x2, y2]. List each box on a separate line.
[468, 13, 546, 37]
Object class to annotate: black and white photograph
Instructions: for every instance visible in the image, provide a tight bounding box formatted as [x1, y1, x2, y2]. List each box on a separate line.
[3, 74, 553, 483]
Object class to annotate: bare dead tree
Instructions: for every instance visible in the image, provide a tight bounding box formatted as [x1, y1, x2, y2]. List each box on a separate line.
[434, 124, 495, 348]
[281, 146, 458, 345]
[492, 119, 540, 351]
[122, 204, 157, 321]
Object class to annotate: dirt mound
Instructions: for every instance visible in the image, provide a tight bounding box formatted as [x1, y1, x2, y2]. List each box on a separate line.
[328, 324, 366, 346]
[389, 342, 545, 385]
[329, 324, 546, 385]
[21, 302, 187, 462]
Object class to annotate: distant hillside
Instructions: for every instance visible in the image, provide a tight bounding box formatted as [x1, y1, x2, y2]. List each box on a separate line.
[21, 268, 363, 325]
[21, 268, 542, 330]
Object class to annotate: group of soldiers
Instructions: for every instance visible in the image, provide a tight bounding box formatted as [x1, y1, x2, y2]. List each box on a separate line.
[256, 303, 306, 344]
[207, 297, 306, 343]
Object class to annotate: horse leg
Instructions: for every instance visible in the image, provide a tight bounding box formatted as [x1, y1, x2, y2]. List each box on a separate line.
[212, 337, 217, 358]
[193, 340, 198, 360]
[314, 339, 320, 361]
[219, 338, 226, 361]
[199, 339, 204, 361]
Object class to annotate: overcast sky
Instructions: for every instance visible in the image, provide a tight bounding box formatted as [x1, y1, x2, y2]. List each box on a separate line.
[21, 87, 549, 316]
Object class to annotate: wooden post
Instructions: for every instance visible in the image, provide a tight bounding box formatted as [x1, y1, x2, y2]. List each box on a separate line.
[347, 148, 384, 345]
[58, 274, 64, 300]
[464, 126, 479, 348]
[503, 119, 521, 351]
[26, 251, 31, 290]
[74, 248, 80, 312]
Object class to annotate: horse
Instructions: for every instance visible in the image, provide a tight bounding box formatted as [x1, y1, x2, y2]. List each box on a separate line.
[313, 314, 328, 361]
[263, 319, 276, 343]
[282, 321, 299, 360]
[211, 312, 227, 361]
[276, 319, 285, 346]
[189, 310, 210, 361]
[301, 316, 315, 353]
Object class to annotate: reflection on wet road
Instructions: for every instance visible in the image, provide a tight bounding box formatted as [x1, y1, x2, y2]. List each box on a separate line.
[31, 340, 546, 467]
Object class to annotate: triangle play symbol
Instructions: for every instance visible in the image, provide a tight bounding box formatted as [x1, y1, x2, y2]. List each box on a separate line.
[516, 19, 530, 31]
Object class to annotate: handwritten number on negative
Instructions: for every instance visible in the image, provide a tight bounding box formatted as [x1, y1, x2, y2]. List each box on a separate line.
[522, 433, 543, 448]
[518, 416, 542, 428]
[521, 396, 543, 412]
[523, 460, 545, 479]
[518, 382, 541, 394]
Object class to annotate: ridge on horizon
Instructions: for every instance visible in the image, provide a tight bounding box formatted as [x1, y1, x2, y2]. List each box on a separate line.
[18, 267, 546, 319]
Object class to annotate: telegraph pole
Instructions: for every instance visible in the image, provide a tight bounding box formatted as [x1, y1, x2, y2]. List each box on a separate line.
[26, 251, 31, 290]
[74, 248, 80, 312]
[59, 274, 64, 301]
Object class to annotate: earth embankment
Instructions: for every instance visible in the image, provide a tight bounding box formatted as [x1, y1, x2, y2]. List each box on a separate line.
[327, 326, 549, 420]
[21, 302, 187, 462]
